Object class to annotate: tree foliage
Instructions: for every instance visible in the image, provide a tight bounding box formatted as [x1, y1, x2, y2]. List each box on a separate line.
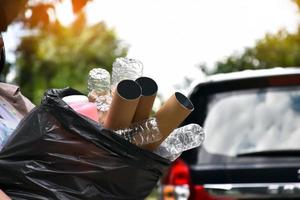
[212, 1, 300, 74]
[20, 0, 90, 29]
[12, 1, 128, 104]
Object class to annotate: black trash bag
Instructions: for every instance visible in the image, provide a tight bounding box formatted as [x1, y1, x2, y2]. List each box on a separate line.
[0, 88, 170, 200]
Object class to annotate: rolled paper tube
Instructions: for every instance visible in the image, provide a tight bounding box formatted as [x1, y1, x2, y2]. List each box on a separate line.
[104, 79, 141, 130]
[132, 77, 158, 123]
[143, 92, 194, 151]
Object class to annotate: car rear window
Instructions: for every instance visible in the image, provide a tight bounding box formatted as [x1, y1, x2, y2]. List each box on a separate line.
[203, 85, 300, 156]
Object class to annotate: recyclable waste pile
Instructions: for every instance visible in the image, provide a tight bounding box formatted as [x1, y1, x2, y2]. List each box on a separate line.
[80, 57, 205, 156]
[0, 57, 204, 200]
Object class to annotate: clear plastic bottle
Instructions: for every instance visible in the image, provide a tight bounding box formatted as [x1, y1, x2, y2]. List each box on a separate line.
[87, 68, 112, 123]
[0, 120, 17, 151]
[154, 124, 205, 161]
[116, 118, 162, 146]
[111, 57, 143, 90]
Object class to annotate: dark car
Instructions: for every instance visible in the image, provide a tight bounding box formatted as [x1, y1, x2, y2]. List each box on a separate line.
[161, 68, 300, 200]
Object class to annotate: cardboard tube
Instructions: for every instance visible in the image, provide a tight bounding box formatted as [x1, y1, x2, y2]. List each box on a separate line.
[104, 80, 141, 130]
[143, 92, 194, 151]
[132, 77, 158, 123]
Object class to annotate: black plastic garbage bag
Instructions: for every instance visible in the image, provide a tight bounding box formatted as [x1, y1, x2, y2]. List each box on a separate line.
[0, 88, 170, 200]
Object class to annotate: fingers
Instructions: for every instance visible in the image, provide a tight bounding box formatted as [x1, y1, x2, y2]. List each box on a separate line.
[0, 190, 11, 200]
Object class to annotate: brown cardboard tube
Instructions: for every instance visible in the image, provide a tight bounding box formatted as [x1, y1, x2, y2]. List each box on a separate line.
[104, 80, 141, 130]
[143, 92, 194, 151]
[132, 77, 158, 123]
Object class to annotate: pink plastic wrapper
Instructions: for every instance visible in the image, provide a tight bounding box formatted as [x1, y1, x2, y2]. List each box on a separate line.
[69, 102, 98, 122]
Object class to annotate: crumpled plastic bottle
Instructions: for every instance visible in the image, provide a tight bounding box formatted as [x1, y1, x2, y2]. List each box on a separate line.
[0, 119, 17, 151]
[111, 57, 143, 90]
[87, 68, 112, 123]
[154, 124, 205, 161]
[116, 118, 162, 146]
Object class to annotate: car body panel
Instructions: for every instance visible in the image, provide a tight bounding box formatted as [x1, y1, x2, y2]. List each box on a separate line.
[165, 68, 300, 200]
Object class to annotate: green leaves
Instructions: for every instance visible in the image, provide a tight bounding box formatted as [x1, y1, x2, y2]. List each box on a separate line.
[15, 14, 128, 104]
[213, 29, 300, 74]
[206, 0, 300, 74]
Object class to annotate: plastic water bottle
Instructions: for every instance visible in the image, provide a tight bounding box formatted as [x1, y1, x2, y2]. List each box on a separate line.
[111, 57, 143, 90]
[0, 119, 17, 151]
[116, 118, 162, 146]
[87, 68, 112, 123]
[154, 124, 205, 161]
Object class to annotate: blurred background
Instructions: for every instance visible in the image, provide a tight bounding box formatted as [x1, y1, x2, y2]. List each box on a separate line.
[2, 1, 300, 199]
[2, 0, 300, 104]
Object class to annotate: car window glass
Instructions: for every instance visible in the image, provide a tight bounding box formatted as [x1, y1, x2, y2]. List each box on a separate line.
[203, 86, 300, 156]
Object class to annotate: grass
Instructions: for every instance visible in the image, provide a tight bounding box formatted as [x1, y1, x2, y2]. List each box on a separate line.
[145, 188, 159, 200]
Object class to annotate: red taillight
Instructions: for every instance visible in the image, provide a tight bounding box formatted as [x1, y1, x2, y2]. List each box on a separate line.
[268, 75, 300, 86]
[192, 185, 214, 200]
[162, 159, 221, 200]
[164, 159, 191, 186]
[161, 159, 191, 199]
[162, 159, 236, 200]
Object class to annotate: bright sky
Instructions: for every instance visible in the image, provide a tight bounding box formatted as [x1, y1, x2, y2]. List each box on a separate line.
[4, 0, 300, 101]
[85, 0, 299, 99]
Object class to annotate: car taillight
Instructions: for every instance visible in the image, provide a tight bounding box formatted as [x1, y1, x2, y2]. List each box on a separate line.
[192, 185, 215, 200]
[162, 159, 235, 200]
[268, 75, 300, 86]
[161, 159, 191, 200]
[165, 159, 191, 186]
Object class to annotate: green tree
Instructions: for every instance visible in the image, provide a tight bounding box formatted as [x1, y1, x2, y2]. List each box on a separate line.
[12, 1, 127, 104]
[212, 1, 300, 74]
